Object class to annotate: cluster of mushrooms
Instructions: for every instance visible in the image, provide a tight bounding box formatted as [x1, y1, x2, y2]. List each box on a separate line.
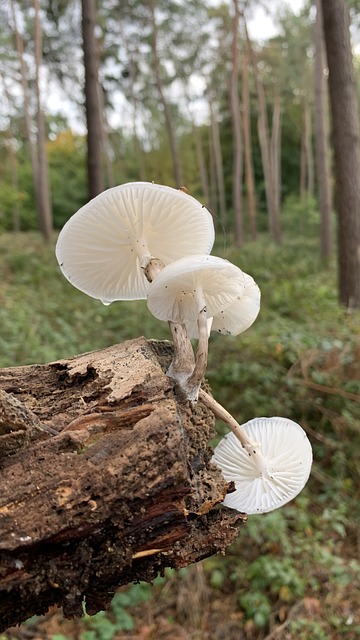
[56, 182, 312, 515]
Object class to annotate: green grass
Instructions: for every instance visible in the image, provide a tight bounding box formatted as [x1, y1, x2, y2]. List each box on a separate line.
[1, 229, 359, 639]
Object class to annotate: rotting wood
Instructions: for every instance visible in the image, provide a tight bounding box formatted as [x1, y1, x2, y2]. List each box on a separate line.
[0, 337, 245, 631]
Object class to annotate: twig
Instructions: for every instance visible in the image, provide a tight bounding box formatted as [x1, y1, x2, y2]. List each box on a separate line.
[290, 378, 360, 403]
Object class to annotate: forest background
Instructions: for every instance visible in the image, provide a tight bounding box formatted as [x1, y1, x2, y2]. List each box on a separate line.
[0, 0, 360, 639]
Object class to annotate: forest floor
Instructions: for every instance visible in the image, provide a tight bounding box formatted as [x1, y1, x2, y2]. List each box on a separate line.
[0, 230, 360, 640]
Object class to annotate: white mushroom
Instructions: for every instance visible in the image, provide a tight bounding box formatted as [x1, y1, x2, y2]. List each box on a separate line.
[186, 271, 260, 339]
[211, 416, 313, 515]
[55, 182, 215, 303]
[147, 255, 260, 399]
[147, 255, 249, 323]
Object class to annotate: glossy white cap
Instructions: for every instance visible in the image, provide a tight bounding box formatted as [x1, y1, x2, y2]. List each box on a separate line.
[212, 417, 313, 514]
[186, 271, 260, 339]
[147, 255, 258, 330]
[211, 272, 260, 335]
[55, 182, 215, 302]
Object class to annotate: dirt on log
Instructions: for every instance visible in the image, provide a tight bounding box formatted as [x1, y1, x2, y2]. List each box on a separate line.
[0, 337, 245, 631]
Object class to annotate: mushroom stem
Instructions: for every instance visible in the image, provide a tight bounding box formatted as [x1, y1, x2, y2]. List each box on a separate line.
[143, 257, 165, 283]
[167, 321, 196, 389]
[184, 305, 209, 402]
[143, 257, 196, 392]
[198, 389, 268, 470]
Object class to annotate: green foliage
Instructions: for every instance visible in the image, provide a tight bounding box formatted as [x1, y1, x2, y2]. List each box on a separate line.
[80, 583, 153, 640]
[204, 499, 360, 630]
[1, 223, 359, 638]
[281, 194, 322, 236]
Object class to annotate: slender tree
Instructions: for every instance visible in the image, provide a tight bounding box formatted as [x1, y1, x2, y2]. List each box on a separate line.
[33, 0, 53, 240]
[245, 20, 281, 243]
[81, 0, 104, 199]
[192, 123, 210, 206]
[242, 34, 257, 239]
[0, 74, 20, 232]
[148, 0, 183, 187]
[304, 97, 314, 198]
[118, 20, 146, 181]
[270, 85, 282, 221]
[10, 0, 37, 183]
[314, 0, 332, 263]
[209, 95, 227, 226]
[229, 0, 243, 247]
[208, 120, 218, 216]
[321, 0, 360, 307]
[10, 0, 53, 240]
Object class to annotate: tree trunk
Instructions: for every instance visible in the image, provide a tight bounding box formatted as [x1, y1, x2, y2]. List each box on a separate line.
[99, 84, 116, 188]
[9, 140, 20, 233]
[271, 86, 282, 224]
[193, 124, 210, 206]
[81, 0, 104, 199]
[33, 0, 53, 241]
[242, 37, 257, 239]
[208, 121, 218, 217]
[321, 0, 360, 308]
[119, 20, 146, 181]
[148, 0, 183, 187]
[209, 97, 227, 227]
[314, 0, 332, 263]
[300, 120, 306, 200]
[10, 0, 49, 239]
[304, 99, 314, 198]
[229, 0, 244, 247]
[0, 74, 21, 232]
[0, 338, 244, 632]
[245, 22, 281, 243]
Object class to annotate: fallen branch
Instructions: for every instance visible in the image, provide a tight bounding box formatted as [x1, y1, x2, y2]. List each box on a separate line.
[0, 337, 245, 631]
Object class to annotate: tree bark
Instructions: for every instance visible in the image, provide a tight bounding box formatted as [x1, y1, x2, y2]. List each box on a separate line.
[229, 0, 244, 247]
[81, 0, 104, 199]
[0, 338, 244, 632]
[314, 0, 332, 264]
[321, 0, 360, 308]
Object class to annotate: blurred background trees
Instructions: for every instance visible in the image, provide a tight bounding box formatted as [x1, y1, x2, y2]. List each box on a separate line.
[0, 0, 359, 295]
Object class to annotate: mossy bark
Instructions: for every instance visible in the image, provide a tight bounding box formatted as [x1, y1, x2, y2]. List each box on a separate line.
[0, 337, 245, 631]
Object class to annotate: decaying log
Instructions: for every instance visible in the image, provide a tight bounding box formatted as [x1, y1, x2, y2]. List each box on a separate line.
[0, 337, 245, 631]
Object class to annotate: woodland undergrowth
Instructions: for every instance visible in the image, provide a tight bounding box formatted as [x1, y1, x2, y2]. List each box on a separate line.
[0, 230, 359, 640]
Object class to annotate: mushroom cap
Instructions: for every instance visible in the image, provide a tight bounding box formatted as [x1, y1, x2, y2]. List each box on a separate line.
[186, 271, 260, 339]
[147, 255, 252, 325]
[55, 182, 215, 302]
[211, 272, 260, 335]
[212, 417, 312, 515]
